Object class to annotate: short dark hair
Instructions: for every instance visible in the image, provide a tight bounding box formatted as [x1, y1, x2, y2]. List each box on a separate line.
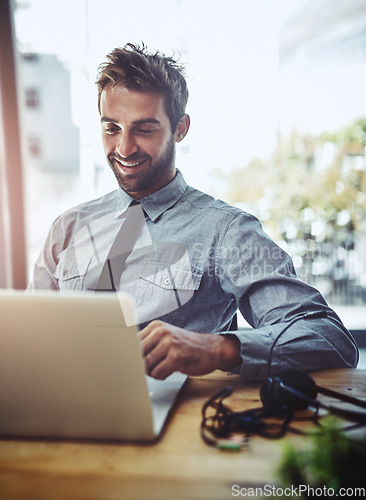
[96, 42, 189, 132]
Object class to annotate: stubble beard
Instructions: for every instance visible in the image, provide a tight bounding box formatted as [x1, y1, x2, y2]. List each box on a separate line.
[108, 136, 176, 197]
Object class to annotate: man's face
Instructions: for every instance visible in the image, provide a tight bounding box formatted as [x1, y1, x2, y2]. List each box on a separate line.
[100, 85, 177, 199]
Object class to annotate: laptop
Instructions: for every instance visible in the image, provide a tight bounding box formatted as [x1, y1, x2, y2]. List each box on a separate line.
[0, 290, 187, 442]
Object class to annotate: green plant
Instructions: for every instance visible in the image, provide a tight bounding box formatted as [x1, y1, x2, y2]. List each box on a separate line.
[278, 419, 366, 497]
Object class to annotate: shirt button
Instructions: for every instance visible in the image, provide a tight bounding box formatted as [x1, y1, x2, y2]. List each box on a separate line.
[164, 277, 171, 285]
[63, 270, 68, 276]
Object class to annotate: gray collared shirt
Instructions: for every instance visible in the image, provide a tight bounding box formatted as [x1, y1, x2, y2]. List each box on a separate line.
[28, 170, 358, 379]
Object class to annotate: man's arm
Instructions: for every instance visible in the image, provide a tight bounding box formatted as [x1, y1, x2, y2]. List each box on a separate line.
[27, 224, 60, 291]
[139, 313, 359, 381]
[140, 212, 359, 381]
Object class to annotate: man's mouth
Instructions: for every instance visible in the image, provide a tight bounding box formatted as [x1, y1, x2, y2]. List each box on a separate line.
[114, 156, 149, 170]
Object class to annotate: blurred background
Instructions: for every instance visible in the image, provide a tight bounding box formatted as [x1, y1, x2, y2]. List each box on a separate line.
[2, 0, 366, 332]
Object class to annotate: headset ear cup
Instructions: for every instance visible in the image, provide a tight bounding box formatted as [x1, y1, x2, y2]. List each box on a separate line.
[260, 369, 318, 411]
[260, 377, 277, 410]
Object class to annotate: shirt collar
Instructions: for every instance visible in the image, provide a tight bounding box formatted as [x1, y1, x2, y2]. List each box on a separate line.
[114, 170, 187, 222]
[114, 189, 134, 218]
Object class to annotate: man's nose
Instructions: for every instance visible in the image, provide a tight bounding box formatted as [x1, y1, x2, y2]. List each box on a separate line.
[116, 132, 138, 158]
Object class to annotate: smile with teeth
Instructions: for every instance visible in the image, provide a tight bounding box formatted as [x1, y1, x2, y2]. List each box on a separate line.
[115, 157, 148, 168]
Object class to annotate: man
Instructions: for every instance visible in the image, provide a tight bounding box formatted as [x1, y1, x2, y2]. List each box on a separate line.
[28, 43, 358, 381]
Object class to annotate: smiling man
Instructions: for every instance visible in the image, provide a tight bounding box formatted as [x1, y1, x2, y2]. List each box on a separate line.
[100, 86, 186, 199]
[28, 43, 359, 381]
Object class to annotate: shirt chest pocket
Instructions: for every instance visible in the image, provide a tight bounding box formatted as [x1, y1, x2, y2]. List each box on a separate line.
[53, 249, 91, 290]
[130, 260, 203, 326]
[142, 262, 202, 300]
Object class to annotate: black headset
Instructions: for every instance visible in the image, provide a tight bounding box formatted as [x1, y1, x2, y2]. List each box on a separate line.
[260, 367, 366, 421]
[259, 310, 366, 420]
[201, 311, 365, 447]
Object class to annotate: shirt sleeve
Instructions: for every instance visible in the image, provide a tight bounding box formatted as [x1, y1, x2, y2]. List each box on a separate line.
[27, 216, 64, 291]
[217, 211, 359, 380]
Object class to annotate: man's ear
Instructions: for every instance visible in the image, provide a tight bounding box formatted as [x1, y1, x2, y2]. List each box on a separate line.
[174, 114, 190, 143]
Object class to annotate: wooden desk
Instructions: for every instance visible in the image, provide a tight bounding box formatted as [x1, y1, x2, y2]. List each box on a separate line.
[0, 369, 365, 500]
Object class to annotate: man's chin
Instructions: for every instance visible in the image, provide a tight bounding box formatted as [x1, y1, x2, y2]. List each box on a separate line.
[115, 175, 140, 194]
[112, 170, 149, 196]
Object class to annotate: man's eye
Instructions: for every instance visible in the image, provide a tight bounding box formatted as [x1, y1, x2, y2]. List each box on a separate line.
[104, 126, 119, 134]
[136, 129, 154, 135]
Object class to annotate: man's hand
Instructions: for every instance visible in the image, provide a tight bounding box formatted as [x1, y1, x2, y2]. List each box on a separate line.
[139, 320, 241, 380]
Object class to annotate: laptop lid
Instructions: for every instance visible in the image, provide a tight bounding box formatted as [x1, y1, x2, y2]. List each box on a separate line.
[0, 290, 186, 441]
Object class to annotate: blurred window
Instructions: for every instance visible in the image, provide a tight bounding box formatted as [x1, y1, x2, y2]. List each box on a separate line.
[28, 136, 41, 157]
[25, 88, 40, 109]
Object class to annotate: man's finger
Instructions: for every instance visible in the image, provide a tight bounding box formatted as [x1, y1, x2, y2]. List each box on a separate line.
[149, 358, 174, 380]
[144, 341, 168, 374]
[139, 321, 168, 356]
